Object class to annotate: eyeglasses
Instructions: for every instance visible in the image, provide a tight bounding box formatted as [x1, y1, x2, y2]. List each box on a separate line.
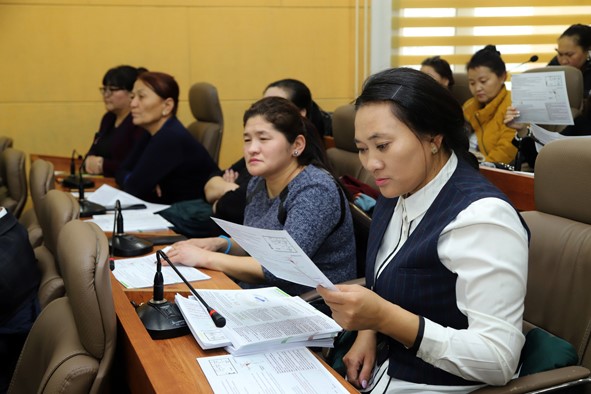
[99, 86, 124, 95]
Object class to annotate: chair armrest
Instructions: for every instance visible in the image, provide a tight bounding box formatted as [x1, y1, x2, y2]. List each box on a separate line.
[471, 366, 591, 394]
[299, 277, 366, 303]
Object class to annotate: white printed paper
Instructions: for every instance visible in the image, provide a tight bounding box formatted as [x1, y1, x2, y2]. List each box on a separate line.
[112, 247, 210, 288]
[530, 123, 591, 152]
[197, 347, 349, 394]
[211, 218, 337, 291]
[511, 71, 574, 125]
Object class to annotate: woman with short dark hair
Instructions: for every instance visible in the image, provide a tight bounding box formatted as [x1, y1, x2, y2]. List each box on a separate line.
[85, 65, 147, 176]
[116, 71, 218, 204]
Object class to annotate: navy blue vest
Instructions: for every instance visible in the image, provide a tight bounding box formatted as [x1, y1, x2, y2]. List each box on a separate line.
[366, 159, 528, 386]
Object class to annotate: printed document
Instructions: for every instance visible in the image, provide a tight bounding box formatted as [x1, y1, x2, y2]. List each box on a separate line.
[87, 184, 170, 213]
[174, 294, 232, 350]
[197, 347, 349, 394]
[529, 123, 591, 152]
[112, 247, 210, 288]
[211, 218, 338, 291]
[511, 71, 574, 125]
[177, 287, 342, 355]
[88, 210, 173, 232]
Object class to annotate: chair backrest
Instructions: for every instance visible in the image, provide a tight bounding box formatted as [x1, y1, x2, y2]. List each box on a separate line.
[9, 220, 116, 394]
[522, 65, 584, 132]
[450, 73, 472, 106]
[327, 104, 376, 189]
[35, 189, 80, 309]
[520, 138, 591, 369]
[0, 135, 13, 152]
[0, 147, 28, 218]
[19, 159, 56, 247]
[186, 82, 224, 164]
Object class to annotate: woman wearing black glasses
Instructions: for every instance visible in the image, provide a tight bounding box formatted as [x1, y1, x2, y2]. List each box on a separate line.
[84, 65, 148, 176]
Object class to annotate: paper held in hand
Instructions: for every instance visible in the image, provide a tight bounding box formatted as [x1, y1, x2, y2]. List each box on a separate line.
[511, 71, 574, 126]
[211, 217, 338, 291]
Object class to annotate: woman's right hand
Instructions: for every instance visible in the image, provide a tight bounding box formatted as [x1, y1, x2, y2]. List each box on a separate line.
[343, 330, 377, 390]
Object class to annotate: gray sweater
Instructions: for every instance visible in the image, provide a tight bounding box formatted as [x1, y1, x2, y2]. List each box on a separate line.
[242, 165, 356, 296]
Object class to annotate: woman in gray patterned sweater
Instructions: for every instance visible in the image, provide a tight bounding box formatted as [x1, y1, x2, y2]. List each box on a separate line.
[168, 96, 356, 296]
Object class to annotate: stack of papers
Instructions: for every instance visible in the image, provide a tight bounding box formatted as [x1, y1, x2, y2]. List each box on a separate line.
[175, 286, 342, 356]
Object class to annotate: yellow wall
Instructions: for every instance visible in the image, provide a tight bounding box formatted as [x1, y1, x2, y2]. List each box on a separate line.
[0, 0, 366, 169]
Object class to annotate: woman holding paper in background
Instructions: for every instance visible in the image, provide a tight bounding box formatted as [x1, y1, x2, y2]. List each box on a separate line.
[167, 96, 356, 297]
[317, 68, 529, 392]
[505, 24, 591, 169]
[462, 45, 517, 165]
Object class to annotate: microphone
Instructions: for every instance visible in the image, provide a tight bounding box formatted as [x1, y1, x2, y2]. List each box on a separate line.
[157, 250, 226, 328]
[135, 250, 190, 339]
[509, 55, 539, 72]
[62, 150, 95, 189]
[78, 166, 107, 218]
[109, 199, 153, 257]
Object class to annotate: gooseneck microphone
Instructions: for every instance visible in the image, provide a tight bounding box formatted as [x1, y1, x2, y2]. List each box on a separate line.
[157, 250, 226, 328]
[509, 55, 539, 73]
[63, 150, 95, 189]
[78, 167, 107, 218]
[135, 250, 189, 339]
[110, 200, 153, 257]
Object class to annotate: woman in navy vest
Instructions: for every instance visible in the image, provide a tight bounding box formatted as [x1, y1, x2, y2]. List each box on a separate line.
[318, 68, 529, 392]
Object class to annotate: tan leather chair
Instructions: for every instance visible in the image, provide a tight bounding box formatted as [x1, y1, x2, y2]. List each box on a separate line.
[34, 189, 80, 309]
[327, 104, 376, 189]
[450, 72, 472, 106]
[0, 135, 13, 152]
[9, 220, 116, 394]
[522, 65, 584, 132]
[474, 137, 591, 393]
[0, 147, 28, 218]
[186, 82, 224, 164]
[19, 159, 55, 248]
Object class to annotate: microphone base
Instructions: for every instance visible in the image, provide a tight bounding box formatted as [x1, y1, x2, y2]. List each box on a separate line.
[136, 299, 189, 340]
[80, 200, 107, 218]
[63, 175, 95, 189]
[110, 234, 153, 257]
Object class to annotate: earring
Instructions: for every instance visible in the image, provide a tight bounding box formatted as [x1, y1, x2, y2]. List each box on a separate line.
[431, 143, 438, 155]
[293, 151, 299, 157]
[162, 111, 167, 116]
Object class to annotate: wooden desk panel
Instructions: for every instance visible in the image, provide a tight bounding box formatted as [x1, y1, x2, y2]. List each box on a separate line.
[479, 167, 535, 212]
[112, 271, 358, 393]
